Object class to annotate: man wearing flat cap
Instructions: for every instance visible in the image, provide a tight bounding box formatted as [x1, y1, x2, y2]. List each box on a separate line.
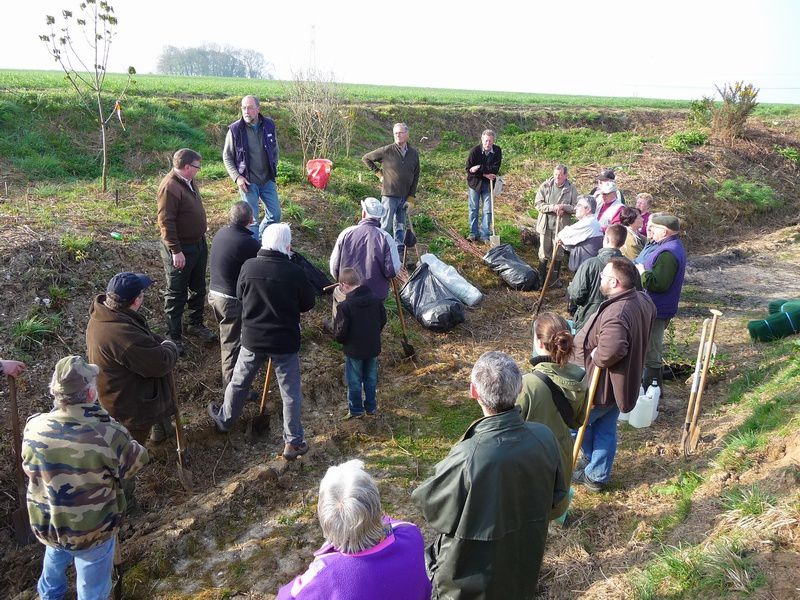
[634, 214, 686, 387]
[86, 272, 179, 453]
[22, 355, 148, 600]
[593, 169, 624, 232]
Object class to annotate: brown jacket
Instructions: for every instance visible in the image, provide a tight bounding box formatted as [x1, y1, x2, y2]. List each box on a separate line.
[157, 170, 207, 254]
[86, 295, 178, 429]
[574, 288, 656, 412]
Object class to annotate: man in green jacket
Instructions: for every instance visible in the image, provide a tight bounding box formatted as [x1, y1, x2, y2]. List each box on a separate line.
[568, 224, 627, 331]
[411, 351, 567, 599]
[534, 164, 578, 284]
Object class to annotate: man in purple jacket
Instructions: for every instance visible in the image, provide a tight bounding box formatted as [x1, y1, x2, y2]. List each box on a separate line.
[635, 213, 686, 388]
[328, 197, 401, 326]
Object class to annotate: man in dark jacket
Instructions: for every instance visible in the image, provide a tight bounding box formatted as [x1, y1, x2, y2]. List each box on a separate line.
[222, 95, 281, 239]
[209, 201, 261, 388]
[157, 147, 217, 354]
[568, 224, 626, 331]
[412, 351, 566, 599]
[362, 122, 420, 255]
[573, 257, 656, 491]
[634, 213, 686, 388]
[208, 223, 316, 460]
[333, 268, 387, 419]
[86, 272, 179, 443]
[465, 129, 502, 243]
[86, 272, 178, 511]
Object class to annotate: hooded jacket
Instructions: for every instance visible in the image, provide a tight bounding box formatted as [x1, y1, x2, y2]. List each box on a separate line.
[85, 295, 178, 429]
[333, 285, 387, 359]
[517, 357, 588, 519]
[568, 247, 623, 331]
[411, 409, 567, 599]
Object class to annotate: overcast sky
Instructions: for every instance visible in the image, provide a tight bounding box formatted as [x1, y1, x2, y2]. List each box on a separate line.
[2, 0, 798, 103]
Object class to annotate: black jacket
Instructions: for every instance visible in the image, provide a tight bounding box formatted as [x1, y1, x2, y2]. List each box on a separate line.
[465, 144, 502, 191]
[333, 285, 387, 359]
[238, 249, 316, 354]
[209, 224, 260, 297]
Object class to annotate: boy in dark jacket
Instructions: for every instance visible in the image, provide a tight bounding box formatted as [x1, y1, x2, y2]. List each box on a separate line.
[333, 268, 387, 419]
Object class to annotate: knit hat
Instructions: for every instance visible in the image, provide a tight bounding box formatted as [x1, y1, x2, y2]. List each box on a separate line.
[361, 197, 385, 218]
[650, 213, 681, 232]
[107, 272, 153, 302]
[50, 356, 99, 396]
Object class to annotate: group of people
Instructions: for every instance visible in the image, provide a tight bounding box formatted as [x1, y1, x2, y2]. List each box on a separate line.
[3, 102, 690, 598]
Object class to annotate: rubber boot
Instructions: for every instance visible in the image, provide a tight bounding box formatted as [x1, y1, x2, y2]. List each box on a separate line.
[537, 259, 549, 285]
[149, 418, 175, 443]
[552, 259, 563, 288]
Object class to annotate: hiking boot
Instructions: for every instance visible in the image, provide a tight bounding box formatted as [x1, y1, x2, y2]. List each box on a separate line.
[342, 410, 364, 421]
[207, 402, 229, 433]
[283, 441, 309, 461]
[466, 233, 478, 242]
[572, 469, 605, 492]
[167, 335, 186, 357]
[366, 409, 378, 417]
[187, 323, 218, 344]
[149, 418, 175, 443]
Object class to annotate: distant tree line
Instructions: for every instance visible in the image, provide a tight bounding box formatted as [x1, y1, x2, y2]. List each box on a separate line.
[156, 44, 274, 79]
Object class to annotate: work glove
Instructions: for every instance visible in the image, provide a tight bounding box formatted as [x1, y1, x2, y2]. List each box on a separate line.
[405, 196, 415, 212]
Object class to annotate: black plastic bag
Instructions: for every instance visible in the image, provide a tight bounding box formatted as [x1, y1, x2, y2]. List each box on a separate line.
[482, 244, 540, 291]
[399, 263, 465, 332]
[290, 250, 334, 295]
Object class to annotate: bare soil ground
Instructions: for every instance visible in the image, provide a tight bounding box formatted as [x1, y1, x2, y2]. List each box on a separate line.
[2, 215, 799, 599]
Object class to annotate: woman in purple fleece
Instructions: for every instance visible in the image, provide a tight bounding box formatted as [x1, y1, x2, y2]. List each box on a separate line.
[277, 460, 431, 600]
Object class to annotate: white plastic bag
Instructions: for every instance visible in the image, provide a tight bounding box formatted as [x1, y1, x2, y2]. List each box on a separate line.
[420, 253, 483, 306]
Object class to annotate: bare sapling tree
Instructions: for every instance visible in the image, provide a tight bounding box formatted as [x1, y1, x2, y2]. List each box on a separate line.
[39, 0, 135, 192]
[285, 69, 353, 165]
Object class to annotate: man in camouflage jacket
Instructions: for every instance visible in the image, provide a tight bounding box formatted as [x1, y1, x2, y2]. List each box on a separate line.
[22, 355, 148, 600]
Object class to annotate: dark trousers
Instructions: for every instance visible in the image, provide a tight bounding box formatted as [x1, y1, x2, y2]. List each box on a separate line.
[159, 239, 208, 338]
[209, 293, 242, 388]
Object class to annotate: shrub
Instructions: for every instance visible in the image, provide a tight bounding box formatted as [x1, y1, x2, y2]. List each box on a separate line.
[275, 161, 303, 185]
[688, 97, 714, 127]
[775, 145, 800, 165]
[711, 81, 759, 143]
[714, 178, 780, 213]
[60, 233, 93, 261]
[664, 131, 709, 153]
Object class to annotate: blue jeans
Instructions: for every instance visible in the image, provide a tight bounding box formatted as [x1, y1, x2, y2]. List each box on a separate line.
[577, 404, 620, 484]
[468, 182, 492, 239]
[345, 356, 378, 415]
[221, 347, 304, 444]
[38, 536, 116, 600]
[240, 180, 280, 239]
[381, 195, 407, 253]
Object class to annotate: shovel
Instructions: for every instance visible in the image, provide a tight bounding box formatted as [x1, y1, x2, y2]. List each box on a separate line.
[489, 178, 501, 248]
[685, 309, 722, 455]
[680, 318, 709, 452]
[534, 238, 562, 316]
[572, 365, 603, 470]
[246, 358, 273, 439]
[7, 376, 32, 545]
[169, 375, 194, 492]
[391, 278, 416, 359]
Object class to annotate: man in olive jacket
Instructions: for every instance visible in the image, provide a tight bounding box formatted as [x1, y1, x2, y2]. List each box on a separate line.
[573, 257, 656, 491]
[534, 164, 578, 283]
[411, 351, 566, 599]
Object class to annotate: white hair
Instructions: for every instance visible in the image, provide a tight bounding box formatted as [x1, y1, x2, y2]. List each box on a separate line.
[471, 351, 523, 412]
[262, 222, 292, 255]
[317, 459, 385, 554]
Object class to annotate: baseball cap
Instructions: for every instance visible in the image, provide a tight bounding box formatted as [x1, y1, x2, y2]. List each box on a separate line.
[361, 197, 385, 218]
[106, 272, 153, 301]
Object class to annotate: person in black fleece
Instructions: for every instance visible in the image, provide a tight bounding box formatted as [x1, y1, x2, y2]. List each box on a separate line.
[333, 268, 387, 419]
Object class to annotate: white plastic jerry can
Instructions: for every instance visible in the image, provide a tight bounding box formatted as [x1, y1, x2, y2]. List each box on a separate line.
[629, 391, 654, 428]
[646, 379, 661, 421]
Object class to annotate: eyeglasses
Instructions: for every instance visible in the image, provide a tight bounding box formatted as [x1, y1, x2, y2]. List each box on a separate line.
[189, 163, 201, 170]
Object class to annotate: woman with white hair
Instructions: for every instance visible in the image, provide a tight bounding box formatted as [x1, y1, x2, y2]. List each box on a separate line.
[277, 460, 431, 599]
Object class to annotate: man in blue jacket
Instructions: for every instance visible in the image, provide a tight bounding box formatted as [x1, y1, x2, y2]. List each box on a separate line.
[222, 95, 280, 239]
[208, 223, 316, 460]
